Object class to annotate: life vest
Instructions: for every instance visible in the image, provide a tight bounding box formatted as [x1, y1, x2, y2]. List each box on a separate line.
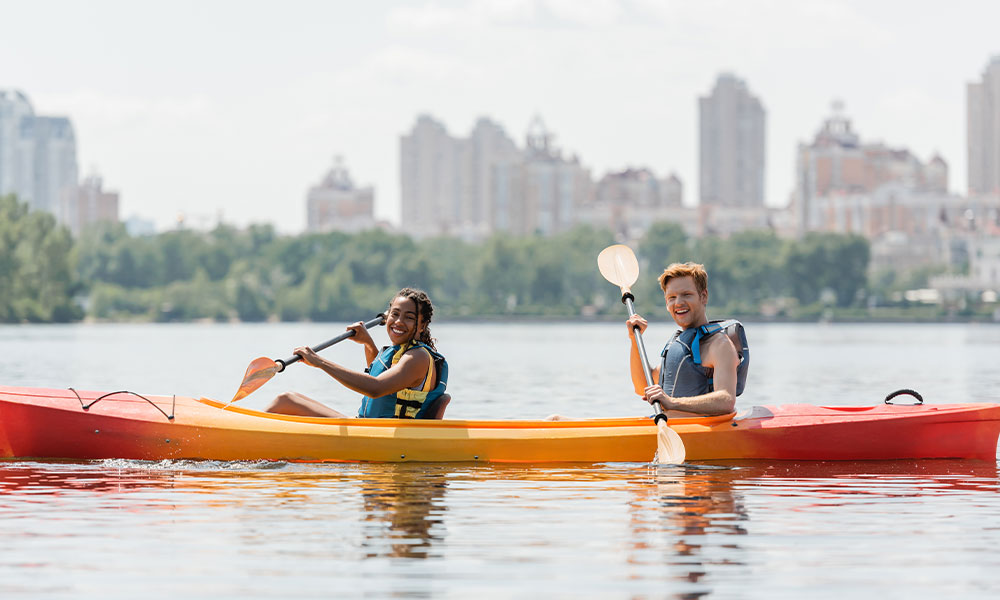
[357, 341, 449, 419]
[659, 319, 749, 398]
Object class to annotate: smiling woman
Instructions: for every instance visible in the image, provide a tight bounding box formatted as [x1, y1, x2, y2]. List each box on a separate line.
[266, 287, 450, 419]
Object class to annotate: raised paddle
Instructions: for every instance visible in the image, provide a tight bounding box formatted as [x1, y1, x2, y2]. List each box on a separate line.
[227, 313, 386, 405]
[598, 244, 686, 464]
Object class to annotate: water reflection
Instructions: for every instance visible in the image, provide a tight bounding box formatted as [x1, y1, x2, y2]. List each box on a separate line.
[357, 465, 449, 560]
[1, 458, 998, 598]
[621, 465, 748, 598]
[0, 461, 181, 496]
[623, 459, 1000, 598]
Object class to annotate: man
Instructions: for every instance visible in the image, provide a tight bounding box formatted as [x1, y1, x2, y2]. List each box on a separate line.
[627, 262, 748, 416]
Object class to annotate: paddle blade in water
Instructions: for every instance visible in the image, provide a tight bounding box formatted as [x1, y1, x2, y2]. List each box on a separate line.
[654, 421, 686, 464]
[229, 357, 281, 404]
[597, 245, 640, 290]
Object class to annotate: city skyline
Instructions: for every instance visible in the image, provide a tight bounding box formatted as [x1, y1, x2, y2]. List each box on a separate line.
[3, 1, 999, 232]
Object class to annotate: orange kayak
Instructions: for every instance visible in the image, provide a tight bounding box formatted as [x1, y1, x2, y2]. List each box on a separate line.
[2, 386, 999, 463]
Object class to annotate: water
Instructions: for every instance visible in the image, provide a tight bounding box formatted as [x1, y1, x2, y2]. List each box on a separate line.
[2, 321, 1000, 597]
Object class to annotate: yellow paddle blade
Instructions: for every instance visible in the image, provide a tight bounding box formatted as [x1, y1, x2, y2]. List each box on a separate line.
[597, 244, 640, 291]
[654, 421, 686, 464]
[229, 356, 281, 404]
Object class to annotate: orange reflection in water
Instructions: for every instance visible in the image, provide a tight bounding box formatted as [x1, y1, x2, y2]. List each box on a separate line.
[1, 457, 996, 578]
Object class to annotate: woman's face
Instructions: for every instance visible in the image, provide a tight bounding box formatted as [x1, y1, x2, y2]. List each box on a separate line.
[385, 296, 421, 345]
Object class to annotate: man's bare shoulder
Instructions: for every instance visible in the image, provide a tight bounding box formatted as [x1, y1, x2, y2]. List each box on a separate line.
[703, 330, 738, 366]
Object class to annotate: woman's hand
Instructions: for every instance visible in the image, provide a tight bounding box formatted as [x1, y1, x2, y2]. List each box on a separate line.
[346, 321, 376, 348]
[293, 346, 322, 367]
[626, 314, 648, 338]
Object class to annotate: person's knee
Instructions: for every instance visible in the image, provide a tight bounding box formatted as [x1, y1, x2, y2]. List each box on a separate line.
[267, 392, 298, 413]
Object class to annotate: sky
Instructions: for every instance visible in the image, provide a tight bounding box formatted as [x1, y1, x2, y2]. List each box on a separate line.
[2, 0, 999, 233]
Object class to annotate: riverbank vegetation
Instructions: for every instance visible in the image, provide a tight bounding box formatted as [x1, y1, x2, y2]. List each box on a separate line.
[1, 194, 994, 323]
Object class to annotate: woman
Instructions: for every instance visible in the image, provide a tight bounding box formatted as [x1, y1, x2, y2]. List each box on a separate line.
[267, 288, 450, 419]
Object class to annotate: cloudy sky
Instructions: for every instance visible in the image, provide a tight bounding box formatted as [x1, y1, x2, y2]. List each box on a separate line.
[3, 0, 998, 232]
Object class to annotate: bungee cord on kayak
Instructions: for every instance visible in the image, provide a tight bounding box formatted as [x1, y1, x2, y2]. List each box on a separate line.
[68, 387, 176, 421]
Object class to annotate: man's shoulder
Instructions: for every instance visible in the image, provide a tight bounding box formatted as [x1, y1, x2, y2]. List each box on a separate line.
[703, 330, 738, 363]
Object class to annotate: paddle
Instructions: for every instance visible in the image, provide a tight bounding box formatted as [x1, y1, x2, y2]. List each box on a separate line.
[598, 244, 686, 464]
[227, 313, 386, 405]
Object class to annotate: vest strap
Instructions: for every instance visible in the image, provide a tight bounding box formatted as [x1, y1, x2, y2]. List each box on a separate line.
[691, 323, 722, 365]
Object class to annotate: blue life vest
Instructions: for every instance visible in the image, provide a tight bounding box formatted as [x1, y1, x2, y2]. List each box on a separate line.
[357, 341, 449, 419]
[659, 319, 749, 398]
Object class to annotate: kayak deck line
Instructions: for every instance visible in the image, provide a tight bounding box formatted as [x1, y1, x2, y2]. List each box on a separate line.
[200, 396, 738, 429]
[2, 386, 1000, 463]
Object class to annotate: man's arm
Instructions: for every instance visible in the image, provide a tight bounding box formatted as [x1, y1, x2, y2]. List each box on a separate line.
[644, 334, 738, 416]
[626, 315, 660, 395]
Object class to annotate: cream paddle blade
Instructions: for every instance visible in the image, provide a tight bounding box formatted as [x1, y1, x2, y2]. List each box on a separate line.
[654, 421, 686, 464]
[597, 244, 640, 296]
[597, 244, 686, 464]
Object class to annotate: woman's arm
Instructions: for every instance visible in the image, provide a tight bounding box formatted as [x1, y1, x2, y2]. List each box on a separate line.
[345, 321, 379, 365]
[293, 346, 430, 398]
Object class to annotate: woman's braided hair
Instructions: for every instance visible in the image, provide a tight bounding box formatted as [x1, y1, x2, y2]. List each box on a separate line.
[394, 287, 436, 350]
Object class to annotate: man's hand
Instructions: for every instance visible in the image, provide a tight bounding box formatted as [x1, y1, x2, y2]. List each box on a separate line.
[644, 384, 672, 410]
[626, 314, 648, 338]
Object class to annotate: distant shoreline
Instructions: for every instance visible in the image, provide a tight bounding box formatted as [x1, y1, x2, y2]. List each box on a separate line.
[4, 313, 994, 326]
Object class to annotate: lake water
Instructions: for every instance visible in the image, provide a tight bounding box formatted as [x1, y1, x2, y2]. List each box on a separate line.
[2, 321, 1000, 598]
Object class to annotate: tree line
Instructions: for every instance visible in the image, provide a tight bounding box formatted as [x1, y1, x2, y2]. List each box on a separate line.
[2, 193, 881, 323]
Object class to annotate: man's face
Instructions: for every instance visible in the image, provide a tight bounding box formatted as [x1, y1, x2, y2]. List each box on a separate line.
[663, 276, 708, 329]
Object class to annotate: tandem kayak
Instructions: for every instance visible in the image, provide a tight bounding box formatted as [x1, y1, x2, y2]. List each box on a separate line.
[2, 386, 999, 463]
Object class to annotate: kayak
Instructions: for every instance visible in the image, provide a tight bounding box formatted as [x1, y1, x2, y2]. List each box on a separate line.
[2, 386, 999, 462]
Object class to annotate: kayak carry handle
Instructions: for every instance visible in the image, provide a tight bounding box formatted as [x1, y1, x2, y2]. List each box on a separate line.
[884, 389, 923, 405]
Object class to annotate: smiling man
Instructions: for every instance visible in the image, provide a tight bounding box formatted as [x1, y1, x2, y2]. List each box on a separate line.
[626, 262, 749, 416]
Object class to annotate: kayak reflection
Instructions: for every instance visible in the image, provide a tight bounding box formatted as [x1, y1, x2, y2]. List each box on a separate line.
[622, 459, 1000, 596]
[0, 461, 182, 497]
[357, 464, 449, 560]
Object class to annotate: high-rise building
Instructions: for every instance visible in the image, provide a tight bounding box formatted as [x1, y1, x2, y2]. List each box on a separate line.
[0, 89, 35, 203]
[795, 103, 954, 238]
[400, 114, 597, 239]
[0, 89, 78, 216]
[400, 115, 462, 237]
[306, 157, 375, 233]
[968, 55, 1000, 197]
[400, 115, 523, 239]
[584, 168, 684, 238]
[464, 118, 520, 236]
[698, 73, 766, 208]
[516, 116, 592, 236]
[61, 174, 119, 236]
[33, 117, 78, 215]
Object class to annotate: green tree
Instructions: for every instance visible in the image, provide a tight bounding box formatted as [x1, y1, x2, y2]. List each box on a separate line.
[639, 222, 689, 270]
[784, 233, 869, 307]
[0, 194, 80, 322]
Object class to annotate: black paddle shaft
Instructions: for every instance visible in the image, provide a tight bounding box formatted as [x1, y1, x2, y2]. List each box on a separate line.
[623, 294, 668, 425]
[275, 314, 386, 371]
